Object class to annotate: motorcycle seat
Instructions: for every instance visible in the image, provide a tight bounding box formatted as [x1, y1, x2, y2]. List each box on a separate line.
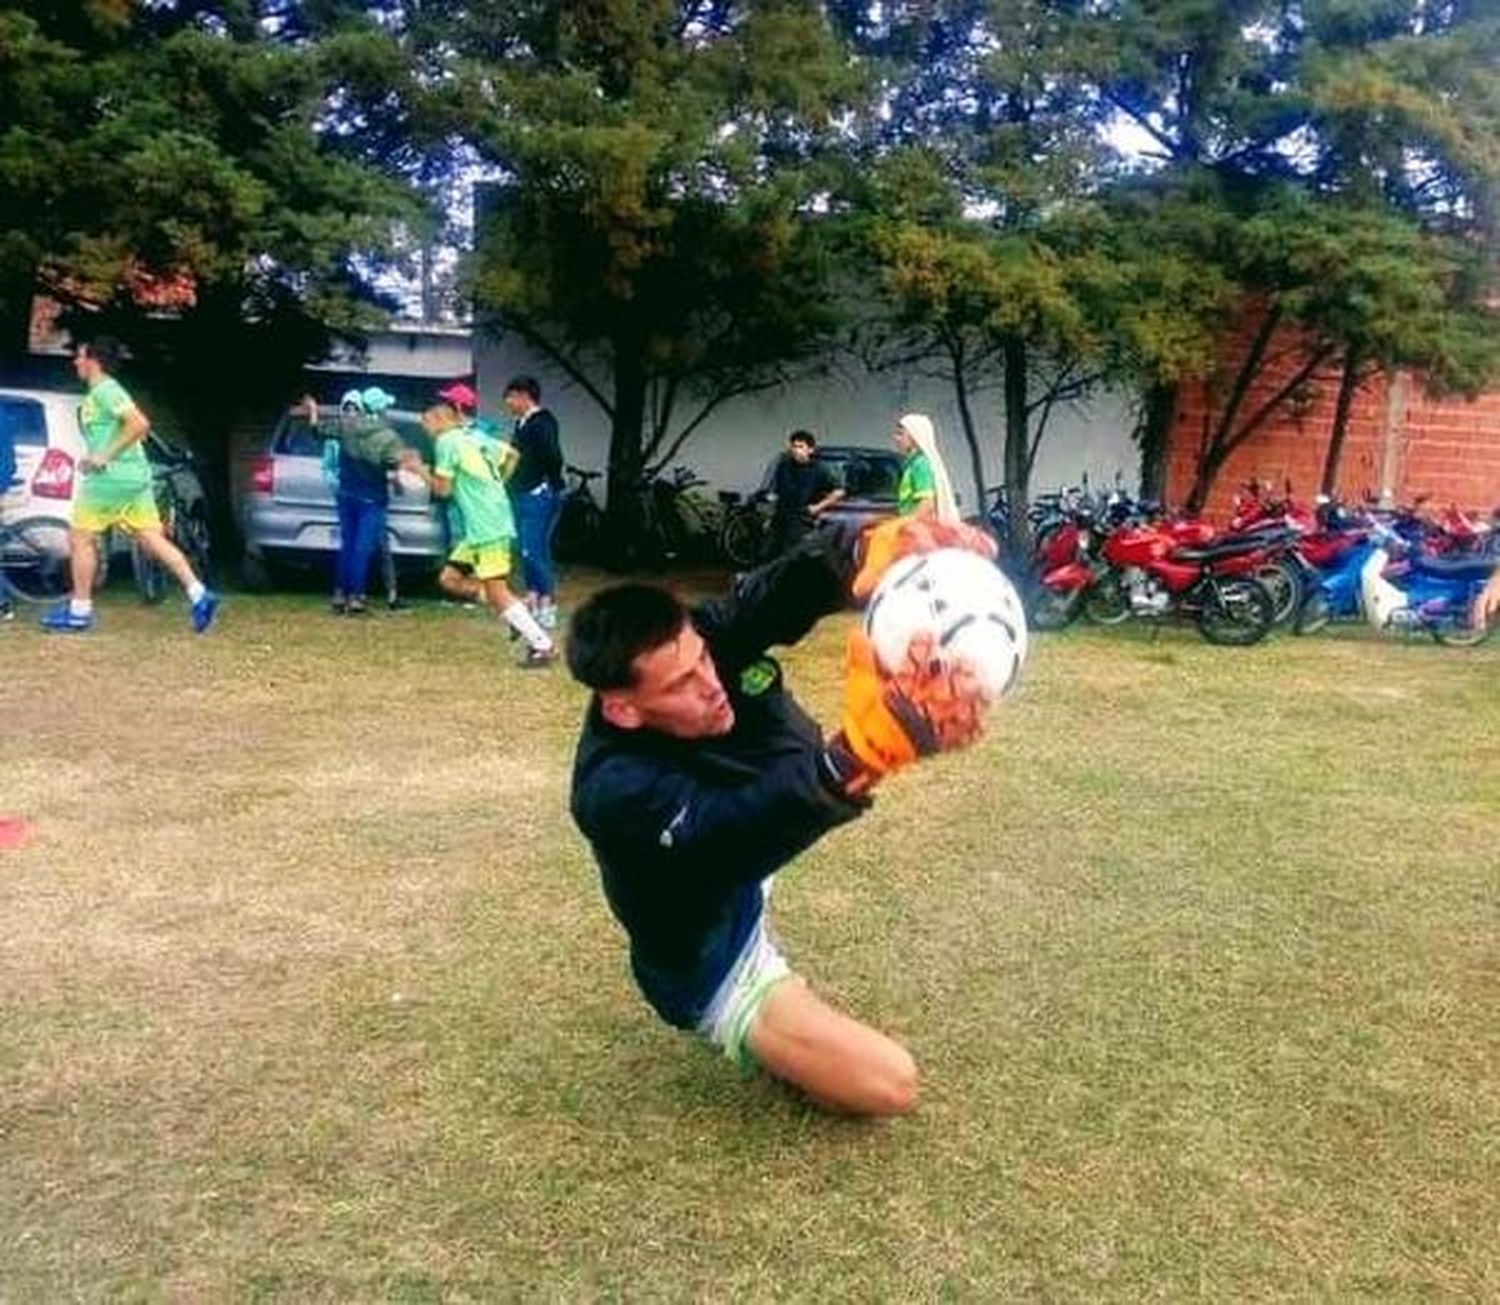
[1170, 535, 1277, 562]
[1409, 555, 1497, 581]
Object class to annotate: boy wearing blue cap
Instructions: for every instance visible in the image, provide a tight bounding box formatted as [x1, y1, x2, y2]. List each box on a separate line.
[330, 387, 403, 615]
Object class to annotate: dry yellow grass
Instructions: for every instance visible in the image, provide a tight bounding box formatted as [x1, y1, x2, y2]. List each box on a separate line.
[2, 579, 1497, 1300]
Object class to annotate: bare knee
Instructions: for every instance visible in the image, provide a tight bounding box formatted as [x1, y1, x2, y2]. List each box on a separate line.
[862, 1044, 919, 1117]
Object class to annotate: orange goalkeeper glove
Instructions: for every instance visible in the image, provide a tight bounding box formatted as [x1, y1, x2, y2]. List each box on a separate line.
[822, 628, 988, 796]
[851, 515, 999, 601]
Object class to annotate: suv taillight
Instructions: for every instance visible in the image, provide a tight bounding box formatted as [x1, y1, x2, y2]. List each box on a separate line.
[249, 454, 274, 495]
[32, 448, 75, 500]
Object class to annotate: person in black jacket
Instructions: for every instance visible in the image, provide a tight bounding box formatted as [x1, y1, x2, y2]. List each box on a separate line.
[567, 521, 995, 1116]
[502, 375, 565, 630]
[767, 429, 844, 556]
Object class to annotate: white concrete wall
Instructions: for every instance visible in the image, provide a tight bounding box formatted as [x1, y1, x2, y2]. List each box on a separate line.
[476, 331, 1140, 504]
[311, 326, 474, 381]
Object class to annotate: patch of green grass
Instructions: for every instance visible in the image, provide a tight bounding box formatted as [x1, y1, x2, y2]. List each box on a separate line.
[1, 584, 1496, 1298]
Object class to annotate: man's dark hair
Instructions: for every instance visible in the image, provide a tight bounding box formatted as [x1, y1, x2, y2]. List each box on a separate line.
[79, 336, 125, 372]
[788, 429, 817, 449]
[566, 583, 688, 689]
[503, 375, 542, 403]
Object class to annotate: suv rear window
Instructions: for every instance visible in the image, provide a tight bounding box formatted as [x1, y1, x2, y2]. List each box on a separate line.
[0, 396, 50, 447]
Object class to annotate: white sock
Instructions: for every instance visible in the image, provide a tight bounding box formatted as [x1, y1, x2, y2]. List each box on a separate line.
[70, 598, 93, 617]
[186, 581, 206, 602]
[502, 601, 553, 652]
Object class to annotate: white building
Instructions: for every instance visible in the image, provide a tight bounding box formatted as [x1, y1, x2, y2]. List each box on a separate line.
[475, 329, 1138, 503]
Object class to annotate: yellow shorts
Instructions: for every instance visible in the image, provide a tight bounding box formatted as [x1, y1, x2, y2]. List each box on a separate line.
[448, 540, 511, 581]
[73, 489, 162, 535]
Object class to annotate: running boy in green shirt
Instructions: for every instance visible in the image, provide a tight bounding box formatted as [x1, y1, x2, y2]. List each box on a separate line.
[41, 337, 219, 634]
[401, 402, 557, 666]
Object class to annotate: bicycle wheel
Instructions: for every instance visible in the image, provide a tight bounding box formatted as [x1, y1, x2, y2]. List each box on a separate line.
[0, 517, 71, 603]
[554, 496, 604, 563]
[721, 510, 766, 569]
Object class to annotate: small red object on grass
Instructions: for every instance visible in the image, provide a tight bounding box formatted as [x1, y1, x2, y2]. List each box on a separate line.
[0, 818, 35, 851]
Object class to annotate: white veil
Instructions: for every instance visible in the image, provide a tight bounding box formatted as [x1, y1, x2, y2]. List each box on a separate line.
[898, 412, 960, 524]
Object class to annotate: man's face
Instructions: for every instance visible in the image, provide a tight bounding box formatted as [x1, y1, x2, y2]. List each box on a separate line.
[502, 389, 530, 417]
[604, 622, 735, 739]
[788, 439, 814, 464]
[72, 348, 97, 383]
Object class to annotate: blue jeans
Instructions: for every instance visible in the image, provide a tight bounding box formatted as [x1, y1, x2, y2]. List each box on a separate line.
[514, 485, 561, 598]
[335, 495, 387, 599]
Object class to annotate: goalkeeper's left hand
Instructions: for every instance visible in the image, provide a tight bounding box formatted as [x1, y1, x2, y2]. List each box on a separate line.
[821, 628, 989, 796]
[851, 515, 998, 601]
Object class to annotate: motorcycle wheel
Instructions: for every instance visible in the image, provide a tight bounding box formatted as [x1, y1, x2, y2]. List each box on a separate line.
[1197, 578, 1274, 646]
[1027, 584, 1084, 631]
[1293, 589, 1331, 636]
[1429, 610, 1492, 647]
[1253, 557, 1302, 625]
[1083, 572, 1130, 625]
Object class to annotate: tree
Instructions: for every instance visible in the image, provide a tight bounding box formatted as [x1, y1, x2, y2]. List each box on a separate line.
[1076, 0, 1500, 509]
[433, 0, 862, 542]
[0, 3, 422, 535]
[851, 1, 1116, 555]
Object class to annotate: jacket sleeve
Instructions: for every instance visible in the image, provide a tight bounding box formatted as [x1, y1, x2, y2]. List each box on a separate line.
[576, 747, 864, 896]
[693, 524, 860, 670]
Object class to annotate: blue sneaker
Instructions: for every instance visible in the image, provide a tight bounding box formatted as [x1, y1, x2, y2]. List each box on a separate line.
[190, 589, 220, 634]
[40, 604, 94, 633]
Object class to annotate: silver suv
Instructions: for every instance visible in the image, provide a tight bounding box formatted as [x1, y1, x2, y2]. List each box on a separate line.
[237, 404, 445, 589]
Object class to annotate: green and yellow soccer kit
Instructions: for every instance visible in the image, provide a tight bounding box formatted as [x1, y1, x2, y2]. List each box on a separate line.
[74, 376, 159, 533]
[435, 426, 516, 579]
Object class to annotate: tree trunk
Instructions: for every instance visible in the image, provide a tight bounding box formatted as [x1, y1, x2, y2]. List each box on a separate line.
[1186, 303, 1282, 514]
[950, 349, 988, 522]
[0, 261, 37, 363]
[1002, 335, 1032, 557]
[604, 332, 648, 565]
[1320, 345, 1361, 497]
[1135, 381, 1177, 503]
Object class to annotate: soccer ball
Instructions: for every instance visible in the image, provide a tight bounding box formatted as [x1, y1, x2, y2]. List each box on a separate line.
[862, 548, 1028, 701]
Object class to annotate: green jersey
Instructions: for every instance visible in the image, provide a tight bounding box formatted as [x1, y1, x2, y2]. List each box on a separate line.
[434, 426, 515, 546]
[78, 375, 151, 505]
[896, 450, 935, 515]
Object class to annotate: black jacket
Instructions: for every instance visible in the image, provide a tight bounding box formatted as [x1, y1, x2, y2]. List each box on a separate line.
[509, 408, 563, 493]
[570, 531, 865, 1028]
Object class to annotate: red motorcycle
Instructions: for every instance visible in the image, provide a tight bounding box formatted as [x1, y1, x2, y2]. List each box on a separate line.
[1096, 524, 1277, 643]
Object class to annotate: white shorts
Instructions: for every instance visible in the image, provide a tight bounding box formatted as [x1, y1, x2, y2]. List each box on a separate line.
[695, 882, 792, 1069]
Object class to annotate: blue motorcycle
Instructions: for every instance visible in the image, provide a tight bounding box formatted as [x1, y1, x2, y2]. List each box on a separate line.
[1297, 523, 1494, 646]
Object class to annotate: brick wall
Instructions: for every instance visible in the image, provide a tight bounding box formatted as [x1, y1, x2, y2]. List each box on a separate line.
[1164, 324, 1500, 520]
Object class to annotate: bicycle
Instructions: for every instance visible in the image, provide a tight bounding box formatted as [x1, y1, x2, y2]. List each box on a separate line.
[629, 466, 723, 569]
[718, 489, 773, 568]
[128, 444, 214, 603]
[554, 464, 607, 564]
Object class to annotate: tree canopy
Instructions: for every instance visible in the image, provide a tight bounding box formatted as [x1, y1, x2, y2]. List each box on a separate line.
[5, 0, 1499, 534]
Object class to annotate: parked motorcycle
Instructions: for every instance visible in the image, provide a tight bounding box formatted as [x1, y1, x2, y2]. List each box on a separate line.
[1297, 520, 1493, 645]
[1091, 523, 1278, 644]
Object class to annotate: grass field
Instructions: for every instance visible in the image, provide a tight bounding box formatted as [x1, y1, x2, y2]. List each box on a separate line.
[2, 577, 1497, 1301]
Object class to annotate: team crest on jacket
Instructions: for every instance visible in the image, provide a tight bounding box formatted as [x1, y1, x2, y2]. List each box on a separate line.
[739, 658, 779, 697]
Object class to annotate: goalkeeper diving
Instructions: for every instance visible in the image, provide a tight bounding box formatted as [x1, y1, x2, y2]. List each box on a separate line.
[566, 515, 1000, 1117]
